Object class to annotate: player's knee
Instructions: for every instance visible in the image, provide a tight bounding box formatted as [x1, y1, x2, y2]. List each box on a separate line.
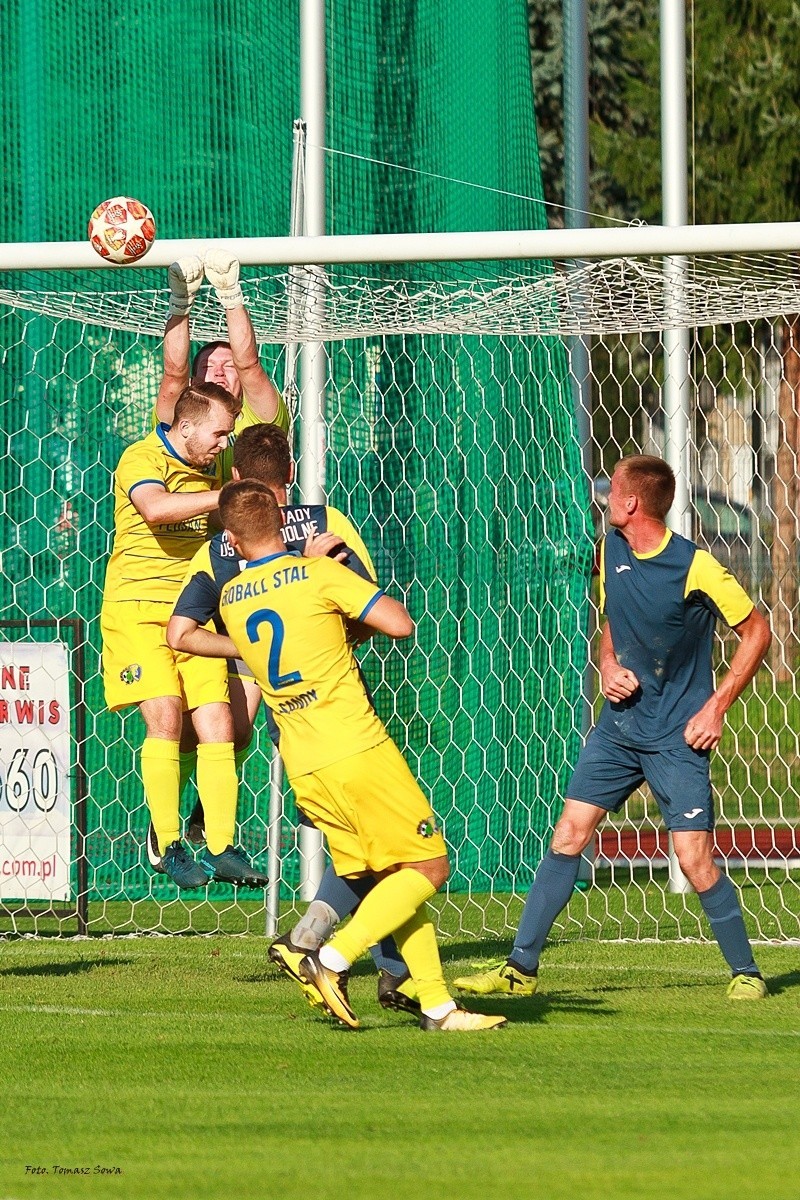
[410, 856, 450, 890]
[232, 708, 255, 755]
[179, 725, 198, 754]
[551, 818, 592, 857]
[675, 843, 717, 890]
[193, 701, 235, 744]
[429, 857, 450, 889]
[140, 699, 182, 741]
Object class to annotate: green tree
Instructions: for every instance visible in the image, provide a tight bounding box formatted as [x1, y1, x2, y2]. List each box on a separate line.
[577, 0, 800, 674]
[527, 0, 647, 223]
[588, 0, 800, 224]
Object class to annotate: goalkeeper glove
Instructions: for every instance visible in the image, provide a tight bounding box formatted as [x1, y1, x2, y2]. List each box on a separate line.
[204, 248, 244, 310]
[168, 255, 204, 316]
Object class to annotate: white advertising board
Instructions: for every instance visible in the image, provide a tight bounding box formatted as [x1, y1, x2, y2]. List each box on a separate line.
[0, 642, 72, 902]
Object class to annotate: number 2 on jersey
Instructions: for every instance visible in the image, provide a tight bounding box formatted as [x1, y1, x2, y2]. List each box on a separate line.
[245, 608, 302, 689]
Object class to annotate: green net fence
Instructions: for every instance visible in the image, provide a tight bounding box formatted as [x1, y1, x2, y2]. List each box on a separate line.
[0, 0, 591, 932]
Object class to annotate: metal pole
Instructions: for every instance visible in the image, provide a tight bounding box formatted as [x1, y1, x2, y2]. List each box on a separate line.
[298, 0, 327, 897]
[563, 0, 594, 886]
[299, 0, 328, 506]
[265, 118, 315, 934]
[661, 0, 693, 895]
[563, 0, 592, 472]
[265, 751, 283, 937]
[282, 119, 308, 427]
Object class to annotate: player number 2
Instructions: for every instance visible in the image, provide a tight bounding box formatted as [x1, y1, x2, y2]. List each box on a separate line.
[245, 608, 302, 689]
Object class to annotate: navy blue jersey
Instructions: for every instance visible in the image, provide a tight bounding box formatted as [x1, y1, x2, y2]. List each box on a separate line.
[597, 528, 753, 749]
[173, 503, 376, 630]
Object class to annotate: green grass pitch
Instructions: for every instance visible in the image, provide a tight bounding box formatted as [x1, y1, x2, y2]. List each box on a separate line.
[1, 931, 798, 1200]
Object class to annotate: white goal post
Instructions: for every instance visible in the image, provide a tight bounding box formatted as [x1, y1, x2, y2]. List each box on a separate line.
[0, 219, 798, 944]
[2, 218, 800, 270]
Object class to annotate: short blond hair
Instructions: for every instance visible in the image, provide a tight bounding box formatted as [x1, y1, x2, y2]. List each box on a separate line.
[616, 455, 675, 520]
[174, 381, 240, 424]
[218, 479, 282, 542]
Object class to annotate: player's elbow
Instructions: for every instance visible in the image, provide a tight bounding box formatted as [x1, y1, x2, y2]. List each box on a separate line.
[390, 610, 414, 639]
[132, 494, 163, 526]
[166, 616, 190, 653]
[747, 609, 772, 658]
[370, 596, 414, 639]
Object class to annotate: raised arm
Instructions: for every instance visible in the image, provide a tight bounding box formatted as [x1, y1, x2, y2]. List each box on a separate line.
[204, 249, 283, 423]
[154, 257, 204, 424]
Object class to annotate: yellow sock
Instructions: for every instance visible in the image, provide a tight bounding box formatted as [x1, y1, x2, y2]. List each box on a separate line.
[141, 738, 180, 855]
[198, 742, 237, 854]
[393, 904, 452, 1011]
[234, 744, 250, 778]
[329, 868, 437, 965]
[179, 751, 196, 801]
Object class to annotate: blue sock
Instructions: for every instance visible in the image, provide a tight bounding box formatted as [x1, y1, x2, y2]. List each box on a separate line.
[697, 875, 759, 976]
[315, 864, 371, 918]
[510, 850, 581, 973]
[314, 866, 407, 977]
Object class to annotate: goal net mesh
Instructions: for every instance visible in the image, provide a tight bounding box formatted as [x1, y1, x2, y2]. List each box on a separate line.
[1, 253, 799, 942]
[0, 0, 797, 942]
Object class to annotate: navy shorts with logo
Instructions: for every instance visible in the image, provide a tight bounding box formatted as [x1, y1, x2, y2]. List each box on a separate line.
[566, 727, 714, 832]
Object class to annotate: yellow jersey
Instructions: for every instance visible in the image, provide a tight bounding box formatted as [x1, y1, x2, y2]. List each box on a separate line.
[220, 554, 387, 777]
[219, 394, 290, 482]
[103, 424, 222, 606]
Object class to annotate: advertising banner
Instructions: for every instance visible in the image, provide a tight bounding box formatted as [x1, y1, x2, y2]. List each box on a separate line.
[0, 643, 72, 902]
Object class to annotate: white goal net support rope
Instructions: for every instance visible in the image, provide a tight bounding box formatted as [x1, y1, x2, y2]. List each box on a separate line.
[0, 224, 798, 944]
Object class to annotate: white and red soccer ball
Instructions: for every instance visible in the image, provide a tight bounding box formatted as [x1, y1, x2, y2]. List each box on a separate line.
[88, 196, 156, 264]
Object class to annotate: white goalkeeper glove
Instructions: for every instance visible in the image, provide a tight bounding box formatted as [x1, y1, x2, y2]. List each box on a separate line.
[204, 247, 244, 310]
[168, 255, 204, 316]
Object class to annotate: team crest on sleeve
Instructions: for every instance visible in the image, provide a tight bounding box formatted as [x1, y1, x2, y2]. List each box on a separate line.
[417, 817, 440, 839]
[120, 664, 142, 685]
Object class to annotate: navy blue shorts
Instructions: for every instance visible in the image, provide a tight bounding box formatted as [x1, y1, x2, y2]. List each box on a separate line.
[566, 728, 714, 832]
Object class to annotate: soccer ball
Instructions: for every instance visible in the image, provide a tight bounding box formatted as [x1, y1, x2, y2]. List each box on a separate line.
[88, 197, 156, 264]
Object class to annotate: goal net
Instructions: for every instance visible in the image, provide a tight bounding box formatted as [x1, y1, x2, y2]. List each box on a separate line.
[1, 240, 798, 944]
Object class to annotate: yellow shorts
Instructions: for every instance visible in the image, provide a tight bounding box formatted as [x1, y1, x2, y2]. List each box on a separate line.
[101, 601, 229, 713]
[290, 738, 447, 876]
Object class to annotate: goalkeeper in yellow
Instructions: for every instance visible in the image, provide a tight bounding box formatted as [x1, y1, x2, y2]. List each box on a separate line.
[169, 479, 507, 1033]
[101, 382, 267, 890]
[155, 247, 290, 481]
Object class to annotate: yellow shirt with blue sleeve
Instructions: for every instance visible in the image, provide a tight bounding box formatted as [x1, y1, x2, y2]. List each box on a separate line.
[219, 553, 386, 778]
[218, 394, 290, 482]
[103, 423, 221, 607]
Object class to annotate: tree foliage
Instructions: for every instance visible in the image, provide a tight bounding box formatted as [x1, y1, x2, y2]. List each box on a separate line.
[527, 0, 647, 223]
[528, 0, 800, 225]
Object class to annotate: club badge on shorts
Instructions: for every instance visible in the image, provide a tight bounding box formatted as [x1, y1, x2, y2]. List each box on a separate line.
[417, 817, 440, 839]
[120, 664, 142, 685]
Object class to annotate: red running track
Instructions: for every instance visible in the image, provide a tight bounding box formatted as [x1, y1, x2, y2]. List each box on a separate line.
[596, 824, 800, 864]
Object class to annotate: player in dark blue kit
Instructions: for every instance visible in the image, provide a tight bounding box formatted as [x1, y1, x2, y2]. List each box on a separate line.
[169, 423, 420, 1014]
[455, 455, 772, 1002]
